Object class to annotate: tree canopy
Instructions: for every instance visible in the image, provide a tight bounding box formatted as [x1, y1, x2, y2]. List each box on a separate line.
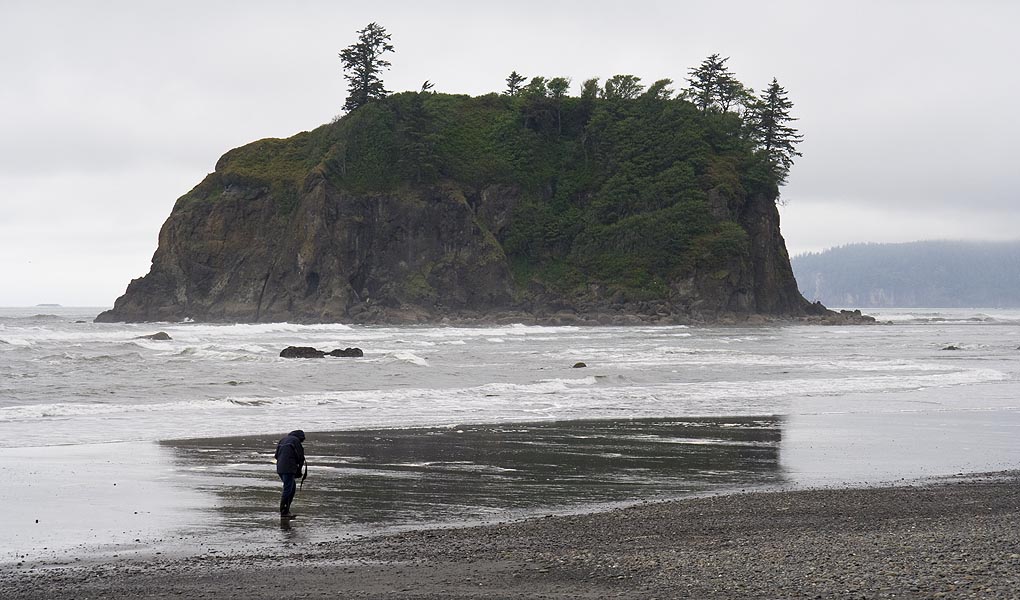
[339, 22, 394, 112]
[334, 38, 802, 195]
[747, 78, 803, 185]
[497, 55, 802, 191]
[505, 71, 526, 96]
[685, 54, 749, 113]
[602, 74, 644, 100]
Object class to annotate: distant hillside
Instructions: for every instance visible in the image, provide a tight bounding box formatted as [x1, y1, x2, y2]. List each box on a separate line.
[792, 241, 1020, 308]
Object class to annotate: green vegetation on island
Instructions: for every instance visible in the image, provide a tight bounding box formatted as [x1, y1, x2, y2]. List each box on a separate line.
[99, 23, 813, 324]
[206, 24, 801, 300]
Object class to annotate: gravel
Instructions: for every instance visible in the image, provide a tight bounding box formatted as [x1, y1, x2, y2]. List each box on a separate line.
[2, 471, 1018, 599]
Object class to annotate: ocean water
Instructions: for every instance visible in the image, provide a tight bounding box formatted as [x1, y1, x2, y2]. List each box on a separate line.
[1, 307, 1018, 561]
[3, 307, 1017, 446]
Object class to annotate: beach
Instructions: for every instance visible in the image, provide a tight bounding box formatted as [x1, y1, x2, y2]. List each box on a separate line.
[3, 470, 1017, 599]
[3, 310, 1019, 596]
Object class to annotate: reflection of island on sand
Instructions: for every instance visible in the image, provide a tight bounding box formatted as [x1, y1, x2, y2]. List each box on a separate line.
[163, 417, 785, 536]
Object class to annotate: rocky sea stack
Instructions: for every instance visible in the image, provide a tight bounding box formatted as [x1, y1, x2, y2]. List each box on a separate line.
[97, 88, 823, 324]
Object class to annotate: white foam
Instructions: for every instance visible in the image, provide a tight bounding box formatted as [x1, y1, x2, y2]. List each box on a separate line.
[3, 316, 1019, 449]
[0, 321, 358, 347]
[476, 376, 599, 395]
[9, 362, 998, 432]
[0, 336, 31, 346]
[173, 322, 355, 336]
[866, 309, 1020, 324]
[175, 344, 275, 361]
[390, 351, 429, 366]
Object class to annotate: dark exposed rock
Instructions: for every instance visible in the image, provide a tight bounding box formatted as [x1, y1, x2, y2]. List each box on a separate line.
[572, 362, 587, 368]
[798, 308, 877, 326]
[136, 332, 172, 341]
[838, 309, 877, 323]
[279, 346, 325, 359]
[942, 344, 962, 351]
[97, 182, 516, 324]
[280, 346, 363, 358]
[327, 347, 364, 357]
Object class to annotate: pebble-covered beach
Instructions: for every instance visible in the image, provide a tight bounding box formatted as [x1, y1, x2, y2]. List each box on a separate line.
[3, 471, 1017, 599]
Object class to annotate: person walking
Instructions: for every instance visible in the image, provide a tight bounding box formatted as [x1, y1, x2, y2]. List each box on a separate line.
[274, 429, 306, 518]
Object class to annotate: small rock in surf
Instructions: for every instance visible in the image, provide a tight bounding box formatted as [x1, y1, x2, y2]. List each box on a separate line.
[280, 346, 326, 358]
[136, 332, 172, 341]
[280, 346, 364, 358]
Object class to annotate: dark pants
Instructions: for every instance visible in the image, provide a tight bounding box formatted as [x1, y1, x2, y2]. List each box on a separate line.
[279, 472, 297, 507]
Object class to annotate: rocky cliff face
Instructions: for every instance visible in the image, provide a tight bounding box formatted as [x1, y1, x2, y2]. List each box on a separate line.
[97, 93, 819, 324]
[98, 177, 812, 324]
[100, 177, 520, 323]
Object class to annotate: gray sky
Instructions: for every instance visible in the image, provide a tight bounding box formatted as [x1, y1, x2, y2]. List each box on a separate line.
[2, 0, 1017, 306]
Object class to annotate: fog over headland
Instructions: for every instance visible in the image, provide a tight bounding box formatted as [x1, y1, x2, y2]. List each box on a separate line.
[2, 0, 1018, 306]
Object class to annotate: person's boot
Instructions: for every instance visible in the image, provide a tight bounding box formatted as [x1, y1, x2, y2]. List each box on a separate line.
[280, 500, 295, 519]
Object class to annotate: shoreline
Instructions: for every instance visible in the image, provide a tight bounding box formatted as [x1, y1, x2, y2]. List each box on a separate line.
[91, 309, 878, 327]
[3, 470, 1017, 598]
[6, 409, 1018, 572]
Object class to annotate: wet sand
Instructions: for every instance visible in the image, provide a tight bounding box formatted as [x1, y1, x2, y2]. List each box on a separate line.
[5, 412, 1018, 569]
[2, 418, 785, 564]
[0, 442, 215, 562]
[3, 471, 1017, 599]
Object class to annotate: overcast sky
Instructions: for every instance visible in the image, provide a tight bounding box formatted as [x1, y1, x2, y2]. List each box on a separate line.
[2, 1, 1017, 306]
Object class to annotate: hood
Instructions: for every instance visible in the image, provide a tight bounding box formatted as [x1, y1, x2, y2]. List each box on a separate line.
[289, 429, 305, 441]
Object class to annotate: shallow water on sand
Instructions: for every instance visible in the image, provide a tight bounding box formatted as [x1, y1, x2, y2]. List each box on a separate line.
[6, 417, 787, 562]
[168, 418, 782, 536]
[8, 407, 1017, 564]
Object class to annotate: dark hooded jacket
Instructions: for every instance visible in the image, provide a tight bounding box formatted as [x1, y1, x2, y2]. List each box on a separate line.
[274, 430, 306, 475]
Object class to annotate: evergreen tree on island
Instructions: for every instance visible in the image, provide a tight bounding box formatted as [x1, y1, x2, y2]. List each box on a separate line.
[747, 78, 803, 185]
[340, 22, 394, 112]
[505, 71, 527, 96]
[684, 54, 749, 113]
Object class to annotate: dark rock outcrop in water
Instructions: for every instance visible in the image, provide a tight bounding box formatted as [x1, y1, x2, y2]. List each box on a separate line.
[280, 346, 326, 359]
[136, 332, 172, 341]
[97, 90, 824, 325]
[280, 346, 363, 359]
[328, 347, 364, 357]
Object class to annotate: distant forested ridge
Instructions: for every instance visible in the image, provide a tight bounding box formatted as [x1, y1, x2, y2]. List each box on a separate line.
[793, 241, 1020, 308]
[97, 36, 821, 324]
